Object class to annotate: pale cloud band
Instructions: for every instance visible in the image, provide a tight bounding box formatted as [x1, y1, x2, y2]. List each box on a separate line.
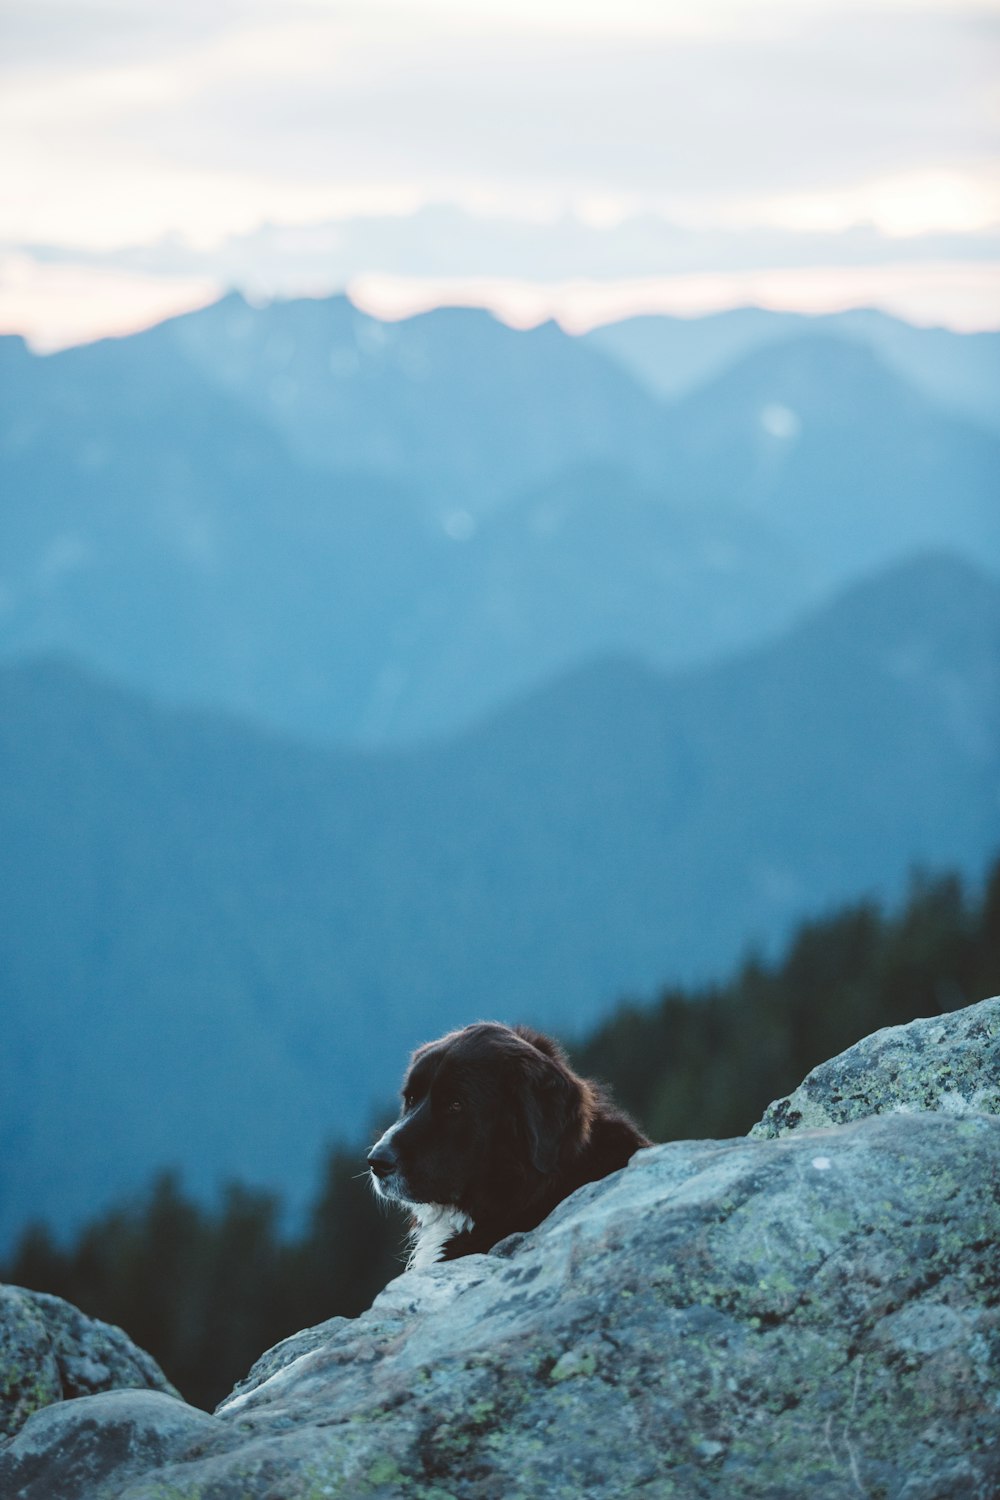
[4, 250, 997, 352]
[1, 0, 998, 342]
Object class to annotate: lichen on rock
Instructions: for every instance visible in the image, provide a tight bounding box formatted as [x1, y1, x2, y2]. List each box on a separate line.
[0, 1286, 178, 1443]
[2, 996, 998, 1499]
[751, 993, 1000, 1138]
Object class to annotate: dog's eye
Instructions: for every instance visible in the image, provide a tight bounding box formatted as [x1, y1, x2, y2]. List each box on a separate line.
[402, 1091, 414, 1111]
[447, 1100, 462, 1114]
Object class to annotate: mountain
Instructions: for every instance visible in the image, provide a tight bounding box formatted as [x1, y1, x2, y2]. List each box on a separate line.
[415, 335, 1000, 735]
[356, 463, 800, 741]
[586, 305, 1000, 433]
[657, 334, 1000, 587]
[1, 553, 997, 1248]
[146, 291, 670, 514]
[3, 299, 998, 746]
[0, 326, 452, 741]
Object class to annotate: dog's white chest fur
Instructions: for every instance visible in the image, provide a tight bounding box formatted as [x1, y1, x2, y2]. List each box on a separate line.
[407, 1204, 475, 1270]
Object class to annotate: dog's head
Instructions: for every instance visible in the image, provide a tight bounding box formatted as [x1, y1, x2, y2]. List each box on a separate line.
[367, 1022, 591, 1223]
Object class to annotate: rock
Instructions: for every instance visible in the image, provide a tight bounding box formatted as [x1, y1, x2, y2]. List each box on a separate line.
[1, 1390, 220, 1500]
[751, 994, 1000, 1139]
[0, 1286, 178, 1442]
[220, 1315, 352, 1409]
[2, 1110, 998, 1499]
[3, 997, 998, 1498]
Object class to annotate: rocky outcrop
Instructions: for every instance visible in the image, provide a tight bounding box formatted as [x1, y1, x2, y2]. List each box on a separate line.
[1, 1390, 218, 1500]
[0, 1287, 177, 1443]
[2, 998, 998, 1499]
[752, 993, 1000, 1138]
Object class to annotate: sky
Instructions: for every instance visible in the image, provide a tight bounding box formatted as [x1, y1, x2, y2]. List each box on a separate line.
[1, 0, 998, 347]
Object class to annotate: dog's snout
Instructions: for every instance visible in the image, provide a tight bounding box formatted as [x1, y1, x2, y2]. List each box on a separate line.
[367, 1142, 397, 1180]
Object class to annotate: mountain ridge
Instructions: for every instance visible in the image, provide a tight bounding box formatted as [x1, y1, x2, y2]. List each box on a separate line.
[586, 303, 1000, 432]
[1, 550, 996, 1249]
[3, 299, 997, 746]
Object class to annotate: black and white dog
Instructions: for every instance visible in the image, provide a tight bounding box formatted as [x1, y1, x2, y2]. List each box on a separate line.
[367, 1021, 650, 1268]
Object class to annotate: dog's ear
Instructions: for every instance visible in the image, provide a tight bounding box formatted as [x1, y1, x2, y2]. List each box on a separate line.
[521, 1059, 577, 1176]
[512, 1025, 566, 1064]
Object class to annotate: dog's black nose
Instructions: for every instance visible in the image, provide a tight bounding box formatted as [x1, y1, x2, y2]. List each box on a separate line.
[367, 1144, 397, 1180]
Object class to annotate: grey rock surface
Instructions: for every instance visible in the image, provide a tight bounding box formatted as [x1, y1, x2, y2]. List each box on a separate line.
[221, 1314, 351, 1409]
[0, 1286, 178, 1442]
[2, 996, 998, 1499]
[1, 1389, 219, 1500]
[2, 1110, 998, 1499]
[751, 994, 1000, 1138]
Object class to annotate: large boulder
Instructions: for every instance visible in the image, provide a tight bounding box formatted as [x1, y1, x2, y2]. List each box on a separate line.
[2, 1390, 219, 1500]
[0, 1286, 178, 1442]
[2, 1112, 997, 1499]
[2, 997, 998, 1499]
[752, 993, 1000, 1138]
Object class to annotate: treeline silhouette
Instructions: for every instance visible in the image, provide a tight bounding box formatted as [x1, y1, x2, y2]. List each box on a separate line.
[571, 859, 999, 1142]
[5, 859, 998, 1411]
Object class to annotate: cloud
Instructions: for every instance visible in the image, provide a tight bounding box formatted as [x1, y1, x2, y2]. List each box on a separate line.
[1, 1, 997, 341]
[1, 1, 997, 246]
[14, 205, 1000, 288]
[4, 234, 998, 354]
[89, 10, 997, 203]
[0, 0, 267, 69]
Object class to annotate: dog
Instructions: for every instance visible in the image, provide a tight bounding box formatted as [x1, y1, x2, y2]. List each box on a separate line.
[367, 1021, 650, 1269]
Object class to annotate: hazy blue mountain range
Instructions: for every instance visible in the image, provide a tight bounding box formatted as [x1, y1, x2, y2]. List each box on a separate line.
[165, 293, 677, 512]
[1, 553, 997, 1249]
[657, 335, 998, 585]
[586, 305, 1000, 433]
[2, 297, 998, 745]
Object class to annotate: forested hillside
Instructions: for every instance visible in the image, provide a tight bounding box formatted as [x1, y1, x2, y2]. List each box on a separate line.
[3, 552, 997, 1252]
[6, 857, 997, 1412]
[571, 861, 1000, 1141]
